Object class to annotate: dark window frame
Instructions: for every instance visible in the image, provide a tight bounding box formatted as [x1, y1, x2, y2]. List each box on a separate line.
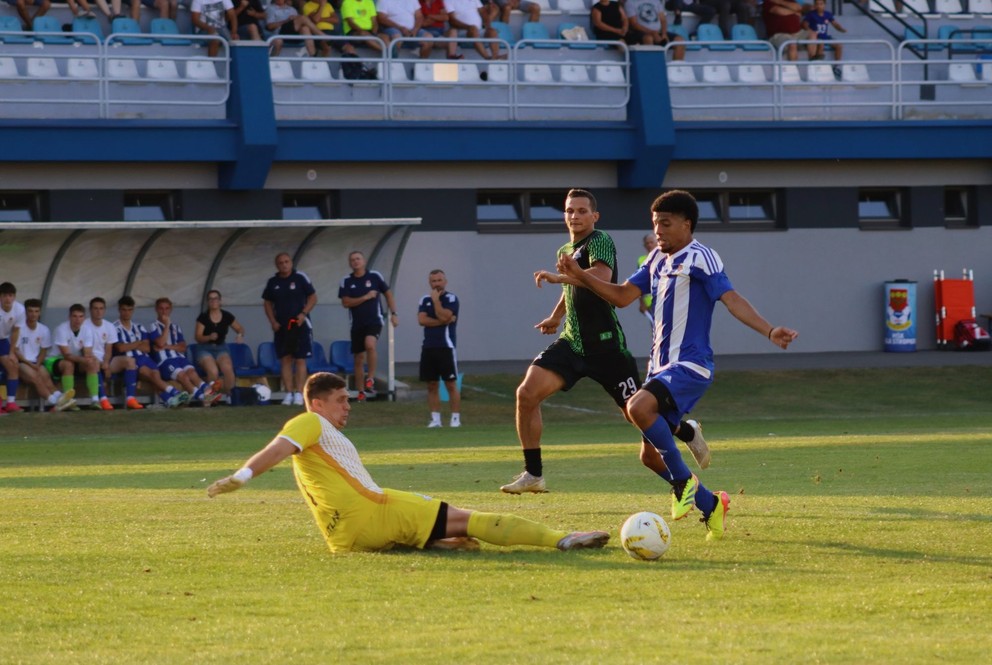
[282, 191, 335, 220]
[858, 188, 907, 230]
[693, 190, 780, 230]
[943, 186, 976, 229]
[0, 192, 44, 222]
[476, 190, 567, 232]
[124, 191, 177, 222]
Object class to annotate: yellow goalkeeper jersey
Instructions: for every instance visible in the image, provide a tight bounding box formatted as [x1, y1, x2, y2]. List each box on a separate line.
[280, 412, 439, 552]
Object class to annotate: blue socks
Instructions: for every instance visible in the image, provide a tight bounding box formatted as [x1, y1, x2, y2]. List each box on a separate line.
[642, 417, 717, 516]
[124, 369, 137, 398]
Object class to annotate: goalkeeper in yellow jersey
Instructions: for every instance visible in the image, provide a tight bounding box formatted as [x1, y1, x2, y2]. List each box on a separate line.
[207, 372, 609, 554]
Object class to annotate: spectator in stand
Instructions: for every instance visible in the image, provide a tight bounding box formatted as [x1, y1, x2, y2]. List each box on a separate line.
[114, 296, 189, 409]
[494, 0, 539, 24]
[0, 282, 25, 414]
[637, 232, 657, 330]
[340, 0, 391, 52]
[191, 0, 240, 57]
[84, 296, 142, 411]
[263, 252, 317, 407]
[803, 0, 846, 64]
[138, 0, 178, 21]
[590, 0, 629, 42]
[376, 0, 435, 59]
[666, 0, 717, 38]
[303, 0, 359, 56]
[150, 297, 222, 407]
[763, 0, 810, 61]
[14, 299, 76, 412]
[234, 0, 264, 41]
[419, 0, 463, 59]
[66, 0, 97, 19]
[6, 0, 51, 31]
[447, 0, 503, 59]
[195, 289, 245, 401]
[625, 0, 685, 59]
[267, 0, 325, 56]
[338, 250, 398, 402]
[52, 304, 101, 410]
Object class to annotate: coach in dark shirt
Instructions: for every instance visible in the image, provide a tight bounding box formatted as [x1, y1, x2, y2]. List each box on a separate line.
[263, 252, 317, 407]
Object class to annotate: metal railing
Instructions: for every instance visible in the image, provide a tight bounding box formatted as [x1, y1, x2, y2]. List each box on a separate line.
[0, 29, 230, 119]
[266, 34, 630, 121]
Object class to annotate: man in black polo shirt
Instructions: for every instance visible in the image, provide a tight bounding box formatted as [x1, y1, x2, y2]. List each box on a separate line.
[263, 252, 317, 406]
[338, 250, 398, 401]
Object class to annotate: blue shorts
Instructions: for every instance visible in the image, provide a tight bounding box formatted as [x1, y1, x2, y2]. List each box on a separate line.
[0, 338, 9, 355]
[196, 343, 231, 363]
[158, 357, 194, 381]
[381, 26, 431, 47]
[134, 355, 158, 372]
[3, 0, 47, 5]
[643, 364, 712, 429]
[817, 34, 834, 41]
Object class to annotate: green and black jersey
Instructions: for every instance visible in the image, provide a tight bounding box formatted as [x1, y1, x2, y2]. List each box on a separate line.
[558, 229, 628, 357]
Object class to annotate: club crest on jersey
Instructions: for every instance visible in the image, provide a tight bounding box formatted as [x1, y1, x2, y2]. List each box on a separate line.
[290, 282, 296, 290]
[365, 280, 372, 288]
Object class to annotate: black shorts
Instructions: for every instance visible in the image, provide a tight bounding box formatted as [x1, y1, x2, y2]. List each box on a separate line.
[532, 338, 641, 408]
[274, 321, 313, 359]
[420, 347, 458, 383]
[351, 322, 383, 354]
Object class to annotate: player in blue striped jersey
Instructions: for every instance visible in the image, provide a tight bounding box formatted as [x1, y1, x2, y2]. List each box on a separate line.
[557, 190, 798, 541]
[114, 296, 189, 408]
[150, 297, 220, 406]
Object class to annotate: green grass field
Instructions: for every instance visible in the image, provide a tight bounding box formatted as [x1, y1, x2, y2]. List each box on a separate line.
[2, 367, 991, 664]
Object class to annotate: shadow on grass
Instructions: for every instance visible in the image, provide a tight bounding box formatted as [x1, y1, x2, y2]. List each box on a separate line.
[808, 539, 992, 568]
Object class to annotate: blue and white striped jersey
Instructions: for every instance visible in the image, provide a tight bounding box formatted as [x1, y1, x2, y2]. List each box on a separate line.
[628, 239, 734, 380]
[114, 320, 152, 359]
[149, 320, 186, 364]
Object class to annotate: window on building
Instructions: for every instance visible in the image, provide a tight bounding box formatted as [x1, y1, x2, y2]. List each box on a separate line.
[695, 191, 777, 228]
[943, 187, 975, 228]
[282, 192, 332, 220]
[124, 192, 175, 221]
[477, 191, 565, 230]
[858, 189, 904, 229]
[0, 192, 42, 222]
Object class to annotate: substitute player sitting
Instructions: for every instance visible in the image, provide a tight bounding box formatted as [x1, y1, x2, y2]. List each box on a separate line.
[84, 296, 141, 411]
[51, 304, 101, 409]
[114, 296, 189, 408]
[208, 372, 610, 555]
[150, 297, 221, 407]
[14, 298, 76, 412]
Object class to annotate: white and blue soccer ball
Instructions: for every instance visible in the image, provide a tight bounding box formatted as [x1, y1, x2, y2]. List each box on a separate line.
[620, 511, 671, 561]
[253, 383, 272, 404]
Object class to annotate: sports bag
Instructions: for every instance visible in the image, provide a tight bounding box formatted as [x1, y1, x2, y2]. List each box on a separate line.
[954, 319, 991, 351]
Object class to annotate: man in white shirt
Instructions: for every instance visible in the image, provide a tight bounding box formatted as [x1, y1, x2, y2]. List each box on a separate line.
[84, 297, 142, 411]
[377, 0, 436, 58]
[14, 298, 76, 412]
[52, 303, 102, 409]
[0, 281, 25, 414]
[446, 0, 502, 59]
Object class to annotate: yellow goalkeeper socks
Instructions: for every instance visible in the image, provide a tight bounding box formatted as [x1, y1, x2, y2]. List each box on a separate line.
[467, 511, 566, 549]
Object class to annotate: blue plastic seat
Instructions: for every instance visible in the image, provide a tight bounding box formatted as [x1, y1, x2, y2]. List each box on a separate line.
[230, 342, 265, 377]
[696, 23, 733, 51]
[150, 17, 192, 45]
[558, 22, 597, 49]
[306, 341, 338, 374]
[523, 21, 559, 49]
[256, 342, 281, 374]
[490, 20, 516, 46]
[730, 23, 765, 51]
[111, 17, 153, 45]
[71, 16, 104, 43]
[33, 16, 73, 44]
[0, 16, 34, 44]
[329, 340, 355, 375]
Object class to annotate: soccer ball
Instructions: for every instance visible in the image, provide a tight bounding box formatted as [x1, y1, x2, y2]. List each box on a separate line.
[253, 383, 272, 404]
[620, 511, 671, 561]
